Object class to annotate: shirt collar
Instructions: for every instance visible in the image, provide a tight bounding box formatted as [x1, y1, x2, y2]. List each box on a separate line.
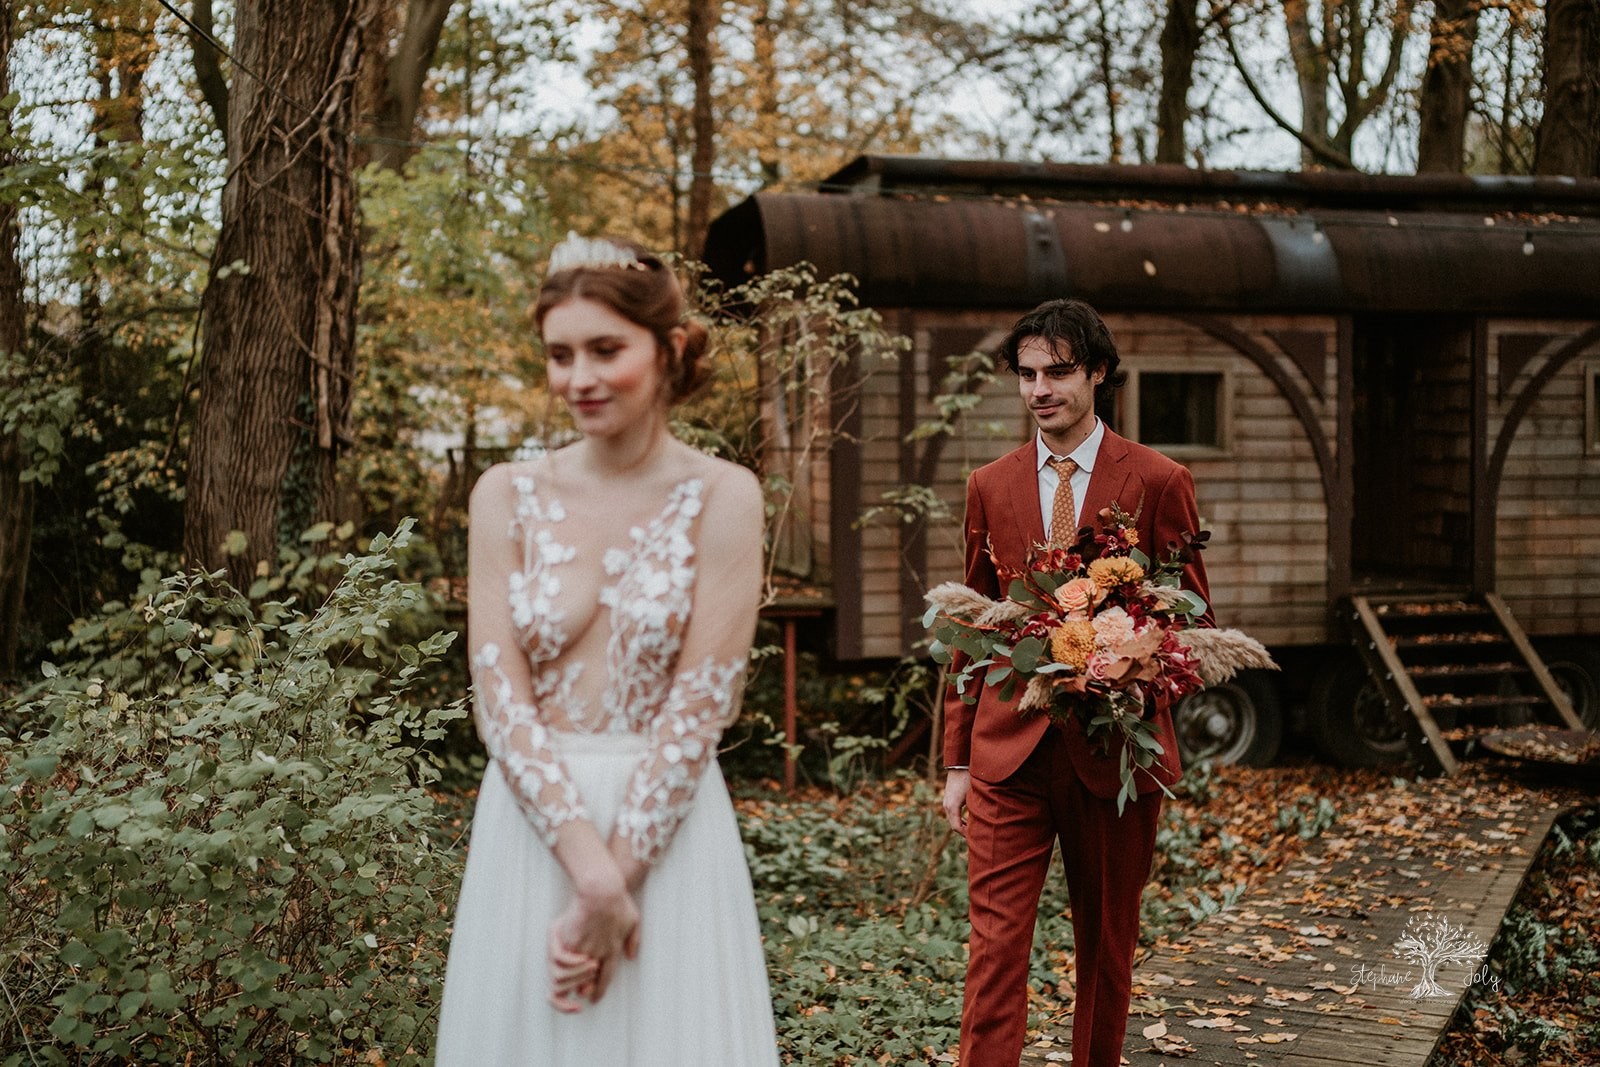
[1035, 418, 1105, 473]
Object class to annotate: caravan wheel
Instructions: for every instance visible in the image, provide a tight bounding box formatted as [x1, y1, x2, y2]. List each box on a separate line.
[1309, 655, 1411, 768]
[1538, 639, 1600, 731]
[1172, 672, 1283, 766]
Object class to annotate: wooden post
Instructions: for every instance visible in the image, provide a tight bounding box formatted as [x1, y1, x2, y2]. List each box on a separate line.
[758, 596, 827, 794]
[783, 616, 798, 794]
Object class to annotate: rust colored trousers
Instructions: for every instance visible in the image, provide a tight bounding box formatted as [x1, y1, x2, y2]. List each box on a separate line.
[959, 727, 1162, 1067]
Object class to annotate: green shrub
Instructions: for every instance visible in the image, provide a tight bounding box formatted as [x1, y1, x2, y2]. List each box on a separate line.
[0, 522, 466, 1064]
[727, 652, 941, 790]
[743, 779, 970, 1062]
[742, 776, 1077, 1063]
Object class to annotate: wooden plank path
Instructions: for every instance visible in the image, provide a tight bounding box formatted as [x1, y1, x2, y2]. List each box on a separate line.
[1020, 774, 1575, 1067]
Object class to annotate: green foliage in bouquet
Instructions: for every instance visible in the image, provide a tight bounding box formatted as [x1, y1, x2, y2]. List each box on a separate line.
[0, 521, 466, 1064]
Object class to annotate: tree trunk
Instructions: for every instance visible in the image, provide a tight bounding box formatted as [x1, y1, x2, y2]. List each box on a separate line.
[1094, 0, 1123, 162]
[183, 0, 373, 581]
[684, 0, 717, 257]
[1156, 0, 1201, 164]
[1284, 1, 1331, 168]
[1416, 0, 1479, 173]
[369, 0, 452, 172]
[188, 0, 230, 145]
[0, 4, 31, 670]
[754, 0, 783, 186]
[1535, 0, 1600, 177]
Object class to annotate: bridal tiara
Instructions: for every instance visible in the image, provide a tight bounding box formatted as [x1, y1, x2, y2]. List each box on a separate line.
[546, 231, 648, 274]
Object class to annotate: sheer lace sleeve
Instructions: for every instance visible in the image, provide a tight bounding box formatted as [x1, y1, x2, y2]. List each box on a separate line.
[612, 467, 764, 865]
[467, 464, 588, 847]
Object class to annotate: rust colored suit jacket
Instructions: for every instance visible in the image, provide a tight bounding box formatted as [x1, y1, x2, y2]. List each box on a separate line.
[942, 428, 1212, 799]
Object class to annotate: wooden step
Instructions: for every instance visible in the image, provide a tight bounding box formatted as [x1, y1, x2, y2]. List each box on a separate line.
[1391, 631, 1507, 650]
[1407, 662, 1524, 680]
[1347, 592, 1586, 777]
[1422, 693, 1544, 712]
[1374, 600, 1491, 621]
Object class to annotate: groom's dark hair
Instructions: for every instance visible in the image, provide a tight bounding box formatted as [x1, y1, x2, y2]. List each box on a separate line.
[997, 299, 1127, 402]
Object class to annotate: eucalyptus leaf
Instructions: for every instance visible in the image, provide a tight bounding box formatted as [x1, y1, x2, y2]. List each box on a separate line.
[1006, 579, 1046, 611]
[1010, 636, 1045, 674]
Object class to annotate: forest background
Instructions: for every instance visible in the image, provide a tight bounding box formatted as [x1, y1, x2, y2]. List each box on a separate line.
[0, 0, 1598, 1062]
[3, 0, 1597, 666]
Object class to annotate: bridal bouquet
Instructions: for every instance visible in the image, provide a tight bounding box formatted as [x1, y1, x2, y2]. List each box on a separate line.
[926, 506, 1275, 812]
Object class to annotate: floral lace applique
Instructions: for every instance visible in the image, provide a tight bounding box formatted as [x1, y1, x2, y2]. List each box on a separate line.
[505, 475, 588, 723]
[598, 479, 703, 733]
[479, 469, 743, 866]
[614, 655, 747, 863]
[507, 474, 576, 664]
[472, 642, 587, 846]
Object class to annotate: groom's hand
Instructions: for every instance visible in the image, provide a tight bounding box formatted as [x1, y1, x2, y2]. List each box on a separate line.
[942, 770, 971, 836]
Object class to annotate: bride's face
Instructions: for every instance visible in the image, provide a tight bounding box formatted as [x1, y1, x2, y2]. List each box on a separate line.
[542, 295, 681, 438]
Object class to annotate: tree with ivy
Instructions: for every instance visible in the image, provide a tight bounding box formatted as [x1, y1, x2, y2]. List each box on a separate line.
[181, 0, 380, 580]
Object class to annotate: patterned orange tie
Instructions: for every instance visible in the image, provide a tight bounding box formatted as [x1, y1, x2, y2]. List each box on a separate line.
[1048, 457, 1078, 547]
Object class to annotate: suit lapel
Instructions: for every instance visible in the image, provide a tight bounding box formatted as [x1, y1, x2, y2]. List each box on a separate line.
[999, 442, 1046, 559]
[1079, 427, 1138, 528]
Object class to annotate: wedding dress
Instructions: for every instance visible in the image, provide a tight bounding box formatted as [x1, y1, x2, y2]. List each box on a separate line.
[435, 459, 780, 1065]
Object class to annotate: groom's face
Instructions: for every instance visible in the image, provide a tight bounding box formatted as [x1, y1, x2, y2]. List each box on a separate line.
[1016, 336, 1103, 450]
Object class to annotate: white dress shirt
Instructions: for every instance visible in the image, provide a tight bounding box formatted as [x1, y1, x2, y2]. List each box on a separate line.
[1035, 419, 1105, 543]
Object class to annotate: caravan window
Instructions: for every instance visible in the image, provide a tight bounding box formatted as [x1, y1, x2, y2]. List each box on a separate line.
[1126, 366, 1230, 454]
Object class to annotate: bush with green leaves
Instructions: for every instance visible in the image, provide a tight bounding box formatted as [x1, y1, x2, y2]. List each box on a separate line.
[0, 522, 466, 1063]
[743, 775, 1079, 1063]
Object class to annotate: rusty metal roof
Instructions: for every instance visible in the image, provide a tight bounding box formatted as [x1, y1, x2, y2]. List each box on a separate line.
[703, 156, 1600, 315]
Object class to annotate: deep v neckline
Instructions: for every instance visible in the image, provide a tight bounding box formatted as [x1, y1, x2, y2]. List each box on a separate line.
[550, 474, 702, 643]
[505, 461, 706, 732]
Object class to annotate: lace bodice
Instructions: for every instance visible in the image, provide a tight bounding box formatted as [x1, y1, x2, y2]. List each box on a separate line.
[467, 457, 762, 866]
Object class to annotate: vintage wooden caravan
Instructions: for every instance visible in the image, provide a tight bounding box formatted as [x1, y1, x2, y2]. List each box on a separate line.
[704, 156, 1600, 770]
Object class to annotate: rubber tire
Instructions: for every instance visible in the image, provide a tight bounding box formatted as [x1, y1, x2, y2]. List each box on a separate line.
[1309, 653, 1411, 768]
[1171, 670, 1284, 767]
[1537, 638, 1600, 731]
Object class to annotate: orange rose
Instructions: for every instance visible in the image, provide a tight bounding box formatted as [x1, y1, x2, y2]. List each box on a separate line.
[1059, 576, 1100, 619]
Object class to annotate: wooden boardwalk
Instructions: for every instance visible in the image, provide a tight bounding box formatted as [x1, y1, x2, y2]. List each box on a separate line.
[1020, 774, 1574, 1067]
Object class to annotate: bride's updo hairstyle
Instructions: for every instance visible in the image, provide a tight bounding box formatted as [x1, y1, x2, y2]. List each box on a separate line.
[535, 233, 712, 404]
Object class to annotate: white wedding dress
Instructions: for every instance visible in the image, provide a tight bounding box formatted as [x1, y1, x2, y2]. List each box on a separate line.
[435, 459, 780, 1066]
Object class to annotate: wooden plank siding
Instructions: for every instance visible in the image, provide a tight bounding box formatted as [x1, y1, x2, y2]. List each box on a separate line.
[833, 310, 1340, 658]
[1488, 321, 1600, 637]
[1169, 313, 1337, 647]
[788, 305, 1600, 660]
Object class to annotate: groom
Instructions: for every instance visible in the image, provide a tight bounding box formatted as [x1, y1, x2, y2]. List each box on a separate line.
[941, 299, 1210, 1067]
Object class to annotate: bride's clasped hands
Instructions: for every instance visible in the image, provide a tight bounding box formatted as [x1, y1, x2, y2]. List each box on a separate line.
[546, 833, 642, 1011]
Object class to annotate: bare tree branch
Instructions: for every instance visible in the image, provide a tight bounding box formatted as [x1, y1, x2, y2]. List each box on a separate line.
[1341, 0, 1416, 140]
[1213, 3, 1359, 169]
[370, 0, 452, 172]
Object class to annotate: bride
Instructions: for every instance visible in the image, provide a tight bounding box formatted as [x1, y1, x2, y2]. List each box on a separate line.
[435, 234, 780, 1065]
